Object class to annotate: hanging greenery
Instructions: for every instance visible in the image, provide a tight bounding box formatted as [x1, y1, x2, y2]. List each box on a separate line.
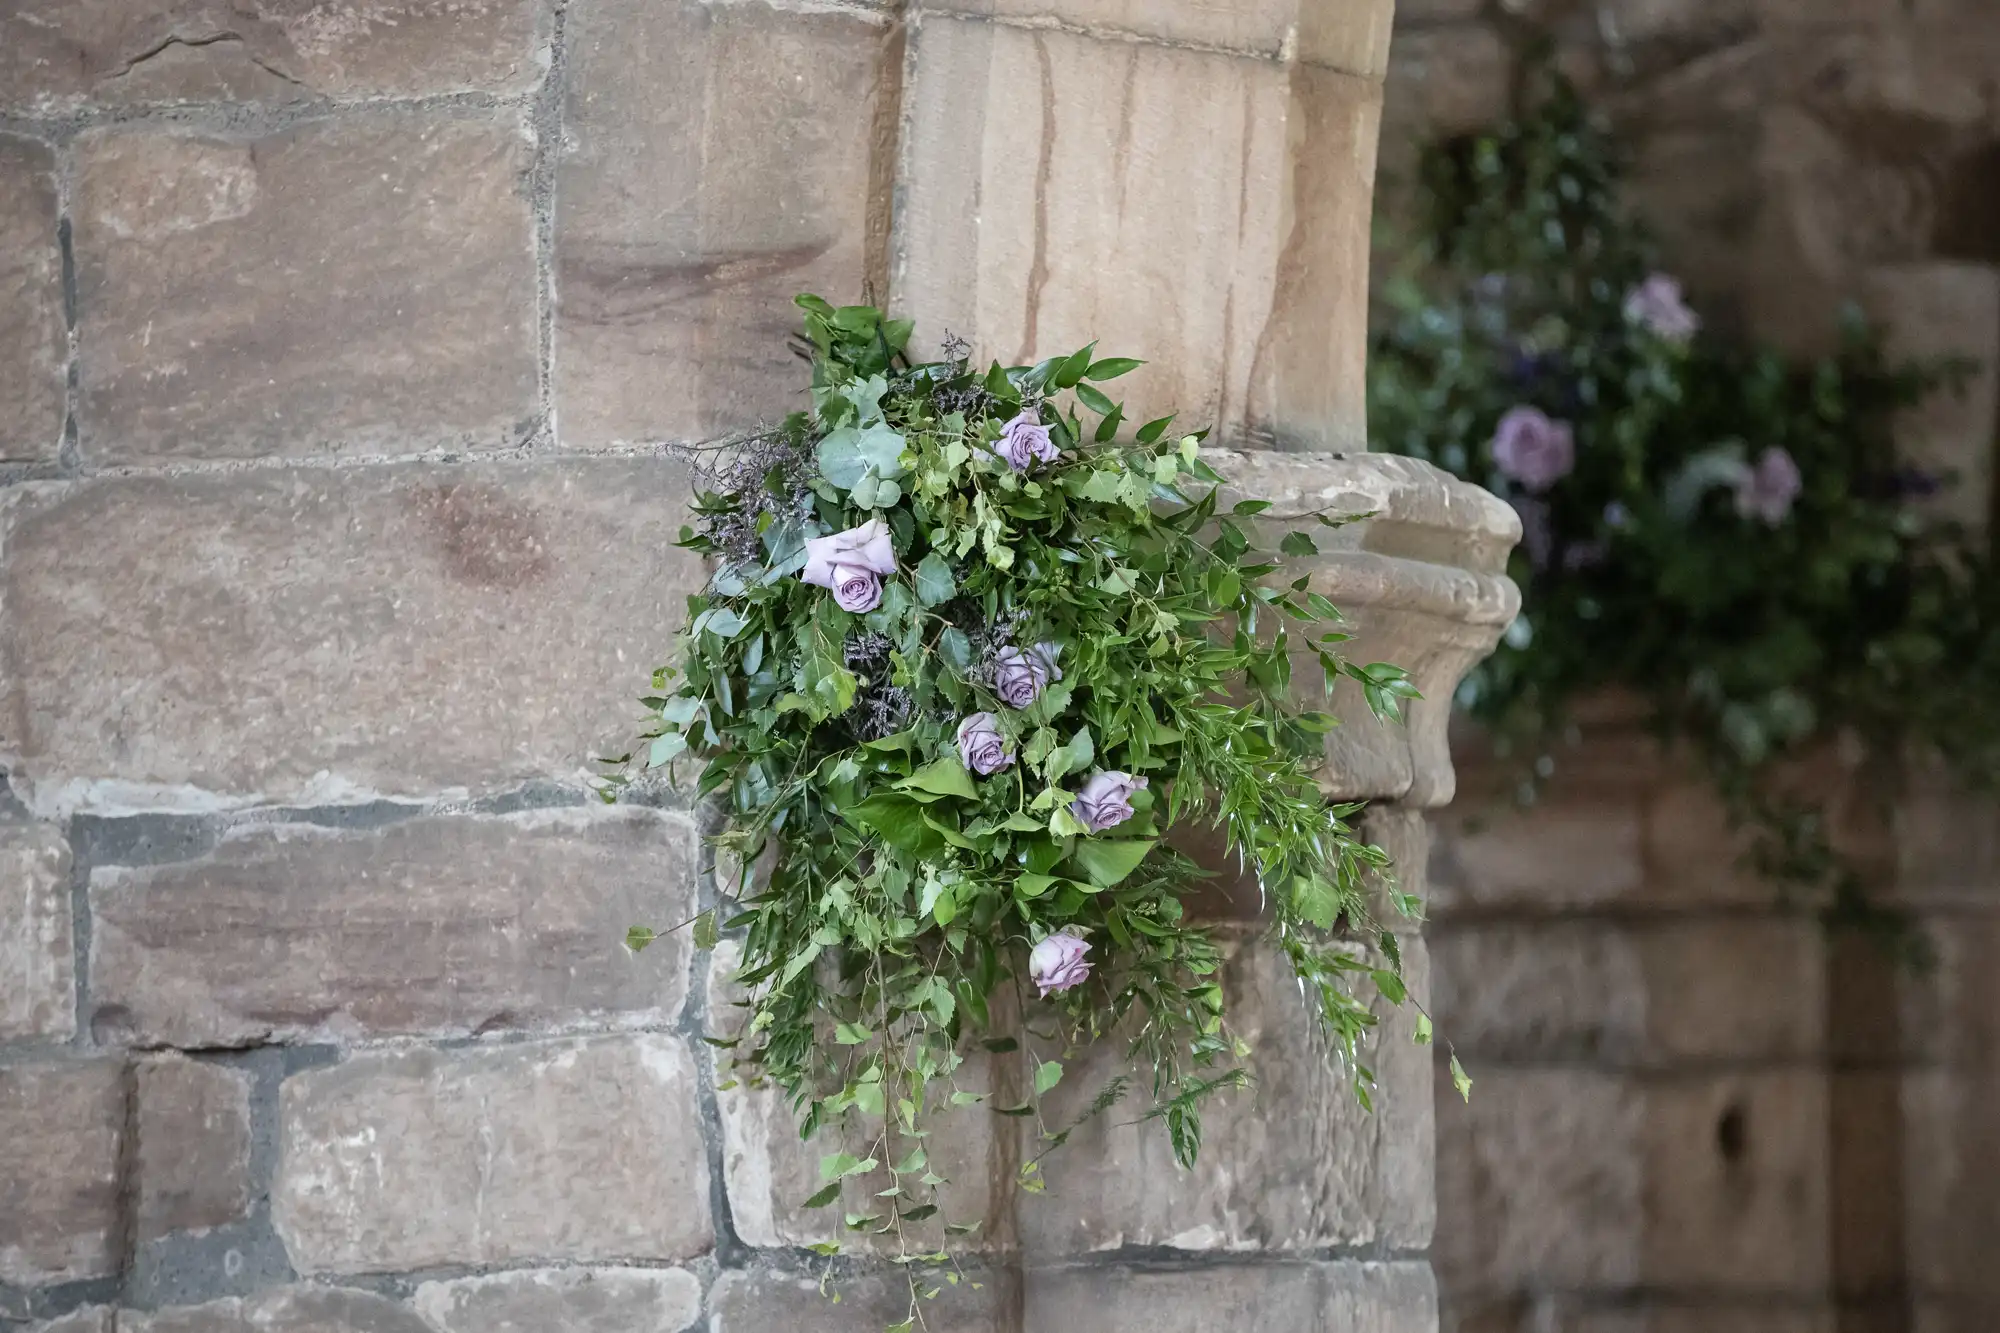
[605, 295, 1437, 1327]
[1369, 66, 2000, 938]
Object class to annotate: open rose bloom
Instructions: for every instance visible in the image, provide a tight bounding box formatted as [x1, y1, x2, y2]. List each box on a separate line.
[1028, 932, 1092, 996]
[956, 712, 1012, 776]
[801, 516, 897, 612]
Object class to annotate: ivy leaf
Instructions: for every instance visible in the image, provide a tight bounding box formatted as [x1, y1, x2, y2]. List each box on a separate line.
[1450, 1055, 1474, 1102]
[835, 1021, 872, 1045]
[820, 1152, 879, 1181]
[1034, 1060, 1064, 1095]
[913, 552, 957, 607]
[1013, 872, 1058, 900]
[1280, 531, 1319, 557]
[1069, 837, 1156, 887]
[843, 794, 940, 854]
[692, 910, 719, 951]
[818, 422, 907, 488]
[1054, 341, 1097, 388]
[898, 756, 978, 800]
[647, 733, 687, 769]
[1084, 357, 1144, 380]
[1073, 382, 1116, 415]
[625, 926, 657, 952]
[1414, 1013, 1434, 1046]
[802, 1181, 843, 1209]
[1291, 874, 1340, 929]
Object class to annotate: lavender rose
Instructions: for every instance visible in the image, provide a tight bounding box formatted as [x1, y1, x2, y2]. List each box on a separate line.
[1028, 931, 1092, 997]
[1071, 770, 1147, 834]
[994, 411, 1060, 472]
[801, 516, 897, 613]
[994, 642, 1062, 709]
[956, 712, 1012, 777]
[1490, 406, 1575, 494]
[1623, 273, 1700, 343]
[1736, 447, 1802, 525]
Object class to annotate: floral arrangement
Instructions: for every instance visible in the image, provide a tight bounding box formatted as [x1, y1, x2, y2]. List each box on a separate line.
[608, 295, 1433, 1318]
[1370, 67, 2000, 935]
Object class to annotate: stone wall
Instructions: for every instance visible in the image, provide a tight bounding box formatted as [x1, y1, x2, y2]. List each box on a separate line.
[1379, 4, 2000, 1331]
[0, 1, 1512, 1330]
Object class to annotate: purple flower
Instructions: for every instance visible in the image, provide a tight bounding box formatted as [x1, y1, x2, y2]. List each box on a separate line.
[1736, 447, 1802, 525]
[801, 516, 896, 613]
[994, 411, 1059, 472]
[1603, 501, 1631, 530]
[1070, 770, 1146, 834]
[1491, 406, 1575, 493]
[1623, 273, 1700, 343]
[1028, 931, 1092, 997]
[956, 712, 1012, 777]
[994, 642, 1062, 709]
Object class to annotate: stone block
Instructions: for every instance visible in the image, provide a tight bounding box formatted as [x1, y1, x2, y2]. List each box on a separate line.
[0, 0, 546, 109]
[706, 938, 1004, 1252]
[1856, 263, 1999, 536]
[89, 807, 697, 1046]
[1429, 791, 1646, 911]
[124, 1287, 433, 1333]
[135, 1055, 253, 1241]
[413, 1267, 704, 1333]
[72, 116, 537, 463]
[0, 822, 74, 1041]
[0, 1060, 124, 1286]
[554, 0, 895, 447]
[921, 0, 1396, 75]
[0, 135, 65, 463]
[1894, 759, 2000, 900]
[1431, 916, 1824, 1064]
[26, 1311, 115, 1333]
[1022, 1259, 1438, 1332]
[1435, 1067, 1644, 1295]
[0, 458, 705, 812]
[894, 17, 1382, 455]
[273, 1035, 712, 1273]
[709, 1266, 1005, 1333]
[1435, 1068, 1830, 1298]
[1019, 929, 1432, 1255]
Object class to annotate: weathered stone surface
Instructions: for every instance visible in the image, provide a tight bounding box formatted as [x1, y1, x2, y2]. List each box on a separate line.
[1436, 1068, 1829, 1295]
[0, 459, 704, 812]
[1020, 929, 1432, 1255]
[1432, 917, 1825, 1063]
[413, 1267, 703, 1333]
[706, 938, 1004, 1252]
[1435, 1068, 1643, 1295]
[90, 807, 697, 1046]
[1023, 1260, 1438, 1332]
[555, 0, 894, 447]
[709, 1267, 1004, 1333]
[273, 1035, 712, 1273]
[72, 117, 537, 463]
[1894, 759, 2000, 901]
[124, 1287, 433, 1333]
[135, 1055, 253, 1241]
[1856, 263, 2000, 536]
[0, 1061, 123, 1286]
[925, 0, 1396, 75]
[0, 822, 73, 1041]
[895, 18, 1382, 455]
[0, 0, 546, 110]
[1381, 24, 1511, 145]
[0, 136, 65, 464]
[1430, 790, 1647, 910]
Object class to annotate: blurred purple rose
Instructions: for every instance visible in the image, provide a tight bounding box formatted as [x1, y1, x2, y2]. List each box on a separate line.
[1623, 273, 1700, 343]
[1071, 770, 1146, 833]
[802, 516, 896, 612]
[1491, 406, 1575, 493]
[994, 642, 1062, 709]
[956, 712, 1012, 776]
[1029, 931, 1091, 997]
[995, 411, 1059, 471]
[1736, 447, 1802, 525]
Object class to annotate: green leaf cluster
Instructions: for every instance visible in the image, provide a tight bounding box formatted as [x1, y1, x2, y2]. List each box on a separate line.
[608, 295, 1429, 1305]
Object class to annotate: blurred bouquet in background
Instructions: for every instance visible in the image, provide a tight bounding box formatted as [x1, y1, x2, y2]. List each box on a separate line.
[1369, 66, 2000, 935]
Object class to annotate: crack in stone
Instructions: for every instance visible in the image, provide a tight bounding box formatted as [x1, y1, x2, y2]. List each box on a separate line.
[101, 32, 309, 93]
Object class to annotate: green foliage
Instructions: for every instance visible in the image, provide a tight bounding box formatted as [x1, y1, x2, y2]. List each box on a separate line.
[610, 296, 1429, 1320]
[1370, 67, 2000, 939]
